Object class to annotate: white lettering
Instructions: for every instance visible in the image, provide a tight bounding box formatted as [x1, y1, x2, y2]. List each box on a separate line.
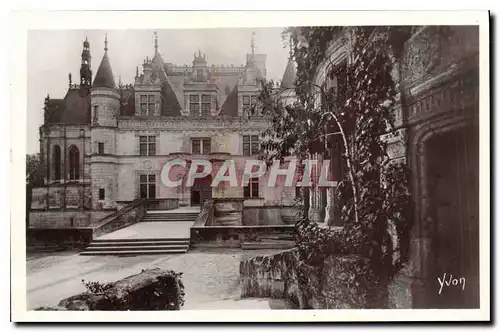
[296, 159, 317, 187]
[185, 160, 212, 187]
[268, 159, 297, 187]
[160, 159, 186, 188]
[241, 160, 267, 187]
[211, 160, 238, 187]
[318, 160, 338, 188]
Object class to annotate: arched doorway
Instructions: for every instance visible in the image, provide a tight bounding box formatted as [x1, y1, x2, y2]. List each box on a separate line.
[191, 175, 212, 206]
[422, 123, 479, 308]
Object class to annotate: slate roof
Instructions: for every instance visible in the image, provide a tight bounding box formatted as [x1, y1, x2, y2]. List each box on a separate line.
[151, 53, 182, 116]
[93, 52, 116, 89]
[219, 85, 238, 116]
[44, 88, 91, 124]
[280, 58, 296, 89]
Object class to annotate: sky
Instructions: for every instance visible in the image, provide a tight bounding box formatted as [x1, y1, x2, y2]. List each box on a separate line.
[26, 28, 290, 154]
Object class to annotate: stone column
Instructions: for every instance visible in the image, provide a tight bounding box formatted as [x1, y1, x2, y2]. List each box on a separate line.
[324, 187, 335, 225]
[308, 154, 322, 223]
[238, 94, 243, 116]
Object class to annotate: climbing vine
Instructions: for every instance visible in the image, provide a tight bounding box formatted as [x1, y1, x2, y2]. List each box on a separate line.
[259, 26, 413, 278]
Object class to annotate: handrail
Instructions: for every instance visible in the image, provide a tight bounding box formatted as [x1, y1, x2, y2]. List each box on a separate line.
[93, 199, 146, 228]
[193, 199, 214, 227]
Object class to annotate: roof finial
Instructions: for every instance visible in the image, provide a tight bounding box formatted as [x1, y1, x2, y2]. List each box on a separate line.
[154, 31, 158, 55]
[118, 75, 122, 87]
[136, 66, 139, 77]
[251, 31, 256, 56]
[289, 35, 293, 58]
[68, 73, 72, 87]
[104, 33, 108, 52]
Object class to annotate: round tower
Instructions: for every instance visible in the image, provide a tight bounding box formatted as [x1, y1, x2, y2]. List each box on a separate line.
[90, 34, 120, 210]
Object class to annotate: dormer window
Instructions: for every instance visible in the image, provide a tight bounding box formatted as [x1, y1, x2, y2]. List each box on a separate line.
[242, 95, 258, 115]
[196, 69, 205, 82]
[139, 95, 156, 116]
[189, 94, 212, 116]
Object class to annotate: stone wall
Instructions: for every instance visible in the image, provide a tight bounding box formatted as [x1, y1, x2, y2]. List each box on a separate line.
[242, 206, 295, 226]
[27, 228, 94, 249]
[29, 210, 111, 228]
[240, 249, 389, 309]
[190, 225, 295, 248]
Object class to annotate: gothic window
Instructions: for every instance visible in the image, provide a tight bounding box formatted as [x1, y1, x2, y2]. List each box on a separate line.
[139, 174, 156, 199]
[53, 145, 61, 180]
[244, 177, 259, 198]
[243, 135, 259, 156]
[201, 95, 211, 116]
[139, 95, 156, 116]
[192, 138, 211, 155]
[139, 136, 156, 156]
[189, 95, 200, 116]
[68, 145, 80, 180]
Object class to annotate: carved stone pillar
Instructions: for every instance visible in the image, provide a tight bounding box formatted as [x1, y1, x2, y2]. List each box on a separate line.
[324, 187, 335, 225]
[238, 94, 243, 116]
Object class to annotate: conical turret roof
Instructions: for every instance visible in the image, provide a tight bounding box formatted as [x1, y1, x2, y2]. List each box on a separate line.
[93, 52, 116, 88]
[280, 58, 296, 89]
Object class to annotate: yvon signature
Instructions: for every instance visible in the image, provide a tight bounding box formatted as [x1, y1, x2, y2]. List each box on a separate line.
[437, 273, 466, 295]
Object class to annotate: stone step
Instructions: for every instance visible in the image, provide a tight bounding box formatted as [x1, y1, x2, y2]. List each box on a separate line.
[141, 219, 197, 223]
[92, 238, 190, 243]
[80, 249, 188, 256]
[216, 221, 238, 226]
[215, 214, 240, 223]
[85, 244, 189, 251]
[141, 218, 197, 221]
[88, 240, 190, 247]
[145, 213, 199, 217]
[260, 235, 295, 241]
[142, 215, 198, 218]
[241, 241, 295, 250]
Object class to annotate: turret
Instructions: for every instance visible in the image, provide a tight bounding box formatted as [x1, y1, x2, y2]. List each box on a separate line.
[91, 33, 119, 127]
[80, 37, 92, 86]
[90, 34, 119, 210]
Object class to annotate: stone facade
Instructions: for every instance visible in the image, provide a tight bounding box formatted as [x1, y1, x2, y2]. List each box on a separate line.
[30, 33, 298, 229]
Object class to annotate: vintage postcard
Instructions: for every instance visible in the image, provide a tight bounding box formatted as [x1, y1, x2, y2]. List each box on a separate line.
[11, 10, 490, 322]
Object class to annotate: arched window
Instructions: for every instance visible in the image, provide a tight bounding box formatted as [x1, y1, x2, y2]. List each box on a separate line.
[68, 145, 80, 180]
[53, 145, 61, 180]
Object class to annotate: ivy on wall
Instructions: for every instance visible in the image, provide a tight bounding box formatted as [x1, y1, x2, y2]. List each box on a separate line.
[259, 26, 413, 279]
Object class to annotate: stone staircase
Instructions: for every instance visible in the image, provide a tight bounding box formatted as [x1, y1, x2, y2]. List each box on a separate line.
[81, 209, 199, 256]
[80, 238, 190, 256]
[141, 212, 200, 223]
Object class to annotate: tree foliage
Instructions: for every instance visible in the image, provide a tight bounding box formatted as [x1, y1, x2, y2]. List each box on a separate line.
[26, 153, 45, 186]
[259, 26, 413, 277]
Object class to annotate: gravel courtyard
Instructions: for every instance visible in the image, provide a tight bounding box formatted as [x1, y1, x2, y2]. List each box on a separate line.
[27, 248, 284, 310]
